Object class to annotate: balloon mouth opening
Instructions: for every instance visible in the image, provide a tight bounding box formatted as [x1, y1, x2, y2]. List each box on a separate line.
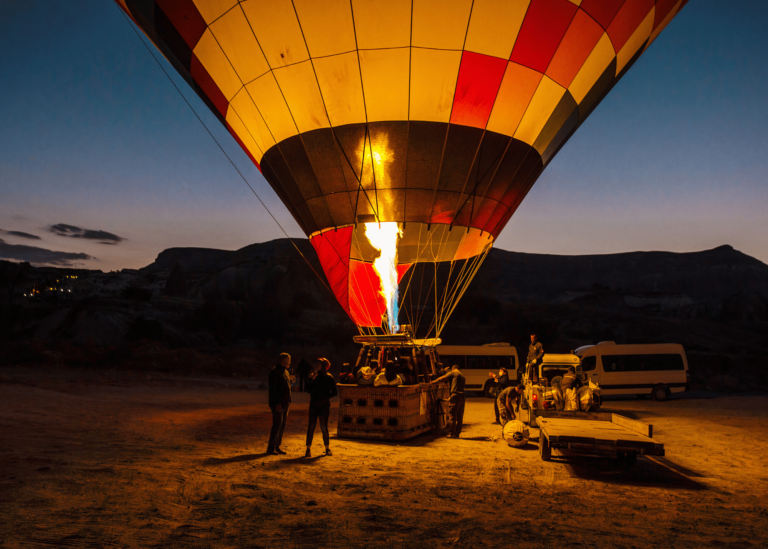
[364, 222, 402, 334]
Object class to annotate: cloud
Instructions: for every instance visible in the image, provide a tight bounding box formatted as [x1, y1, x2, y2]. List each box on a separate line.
[0, 238, 94, 266]
[0, 229, 41, 240]
[49, 223, 124, 244]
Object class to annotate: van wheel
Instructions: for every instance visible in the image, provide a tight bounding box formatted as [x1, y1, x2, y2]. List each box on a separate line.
[483, 381, 498, 399]
[540, 435, 551, 461]
[652, 384, 670, 402]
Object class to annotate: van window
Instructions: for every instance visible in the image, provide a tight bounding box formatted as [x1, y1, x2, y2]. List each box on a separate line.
[602, 354, 684, 372]
[440, 356, 464, 369]
[582, 356, 597, 371]
[466, 356, 512, 372]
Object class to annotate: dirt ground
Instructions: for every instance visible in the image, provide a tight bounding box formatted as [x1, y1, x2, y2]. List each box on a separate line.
[1, 368, 766, 549]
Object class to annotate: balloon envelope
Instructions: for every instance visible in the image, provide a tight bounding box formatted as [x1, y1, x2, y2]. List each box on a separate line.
[116, 0, 686, 333]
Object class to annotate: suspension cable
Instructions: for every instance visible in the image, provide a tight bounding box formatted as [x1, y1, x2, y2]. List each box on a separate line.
[116, 6, 332, 294]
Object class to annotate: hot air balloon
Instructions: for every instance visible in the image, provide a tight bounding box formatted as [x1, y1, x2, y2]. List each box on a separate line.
[116, 0, 687, 339]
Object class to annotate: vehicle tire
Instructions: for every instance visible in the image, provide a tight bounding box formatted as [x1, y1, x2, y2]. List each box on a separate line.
[652, 384, 670, 402]
[540, 435, 551, 461]
[636, 394, 648, 400]
[483, 381, 499, 399]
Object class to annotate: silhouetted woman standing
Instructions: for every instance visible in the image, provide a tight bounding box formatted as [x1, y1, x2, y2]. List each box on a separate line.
[305, 358, 337, 457]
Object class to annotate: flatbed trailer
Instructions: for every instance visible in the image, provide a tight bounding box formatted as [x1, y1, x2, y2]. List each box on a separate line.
[537, 412, 665, 464]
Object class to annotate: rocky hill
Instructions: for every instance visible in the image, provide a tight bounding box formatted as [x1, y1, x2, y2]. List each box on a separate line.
[1, 241, 766, 388]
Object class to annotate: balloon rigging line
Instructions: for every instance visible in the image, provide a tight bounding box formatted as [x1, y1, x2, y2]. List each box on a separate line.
[116, 6, 333, 296]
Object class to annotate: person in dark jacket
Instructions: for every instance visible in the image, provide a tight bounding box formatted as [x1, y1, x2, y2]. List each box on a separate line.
[305, 358, 338, 457]
[526, 334, 544, 383]
[432, 365, 466, 438]
[267, 353, 292, 455]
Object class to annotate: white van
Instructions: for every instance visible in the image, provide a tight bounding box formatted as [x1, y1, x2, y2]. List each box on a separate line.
[574, 342, 689, 401]
[436, 343, 519, 397]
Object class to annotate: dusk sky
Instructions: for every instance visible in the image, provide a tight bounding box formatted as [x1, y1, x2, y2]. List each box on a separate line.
[1, 0, 767, 271]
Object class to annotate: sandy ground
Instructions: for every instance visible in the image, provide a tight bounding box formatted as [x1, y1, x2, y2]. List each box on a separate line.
[0, 369, 767, 549]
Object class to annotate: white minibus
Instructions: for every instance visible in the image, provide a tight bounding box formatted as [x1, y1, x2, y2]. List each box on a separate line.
[574, 342, 689, 401]
[436, 343, 519, 397]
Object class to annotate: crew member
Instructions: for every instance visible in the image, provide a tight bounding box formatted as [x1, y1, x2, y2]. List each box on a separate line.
[490, 367, 510, 423]
[526, 334, 544, 383]
[432, 365, 466, 439]
[561, 365, 582, 412]
[305, 358, 337, 457]
[267, 353, 292, 455]
[496, 383, 525, 427]
[560, 366, 582, 391]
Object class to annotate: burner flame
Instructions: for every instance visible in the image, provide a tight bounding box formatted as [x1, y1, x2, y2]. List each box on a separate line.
[364, 222, 402, 333]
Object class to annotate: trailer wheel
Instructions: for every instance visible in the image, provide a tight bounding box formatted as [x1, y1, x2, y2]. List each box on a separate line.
[540, 435, 551, 461]
[652, 384, 670, 402]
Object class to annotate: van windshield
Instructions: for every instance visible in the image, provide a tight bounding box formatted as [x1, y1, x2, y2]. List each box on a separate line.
[541, 366, 570, 384]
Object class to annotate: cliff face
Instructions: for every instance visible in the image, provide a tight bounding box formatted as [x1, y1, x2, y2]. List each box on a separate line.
[1, 241, 766, 387]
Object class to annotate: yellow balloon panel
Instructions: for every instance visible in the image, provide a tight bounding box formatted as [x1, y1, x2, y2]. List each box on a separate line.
[209, 7, 270, 84]
[245, 72, 297, 144]
[411, 0, 473, 50]
[273, 60, 330, 134]
[293, 0, 356, 58]
[240, 0, 309, 68]
[464, 0, 530, 60]
[409, 48, 462, 123]
[312, 52, 367, 127]
[225, 105, 264, 159]
[352, 0, 411, 50]
[227, 88, 276, 158]
[358, 48, 410, 123]
[193, 29, 242, 100]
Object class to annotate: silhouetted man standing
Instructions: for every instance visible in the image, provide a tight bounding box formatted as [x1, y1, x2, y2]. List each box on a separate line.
[432, 365, 466, 438]
[267, 353, 292, 455]
[526, 334, 544, 383]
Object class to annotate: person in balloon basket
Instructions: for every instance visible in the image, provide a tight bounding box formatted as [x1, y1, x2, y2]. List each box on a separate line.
[526, 334, 544, 383]
[305, 358, 338, 458]
[496, 383, 525, 427]
[432, 365, 466, 438]
[267, 353, 292, 455]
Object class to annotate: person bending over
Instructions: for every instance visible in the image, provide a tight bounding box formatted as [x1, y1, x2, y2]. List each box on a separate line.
[496, 383, 525, 427]
[432, 365, 466, 439]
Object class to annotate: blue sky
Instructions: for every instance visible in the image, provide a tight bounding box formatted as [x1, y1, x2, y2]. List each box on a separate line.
[1, 0, 766, 271]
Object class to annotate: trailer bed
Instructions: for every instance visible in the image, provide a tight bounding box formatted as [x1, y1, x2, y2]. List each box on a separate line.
[538, 413, 664, 462]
